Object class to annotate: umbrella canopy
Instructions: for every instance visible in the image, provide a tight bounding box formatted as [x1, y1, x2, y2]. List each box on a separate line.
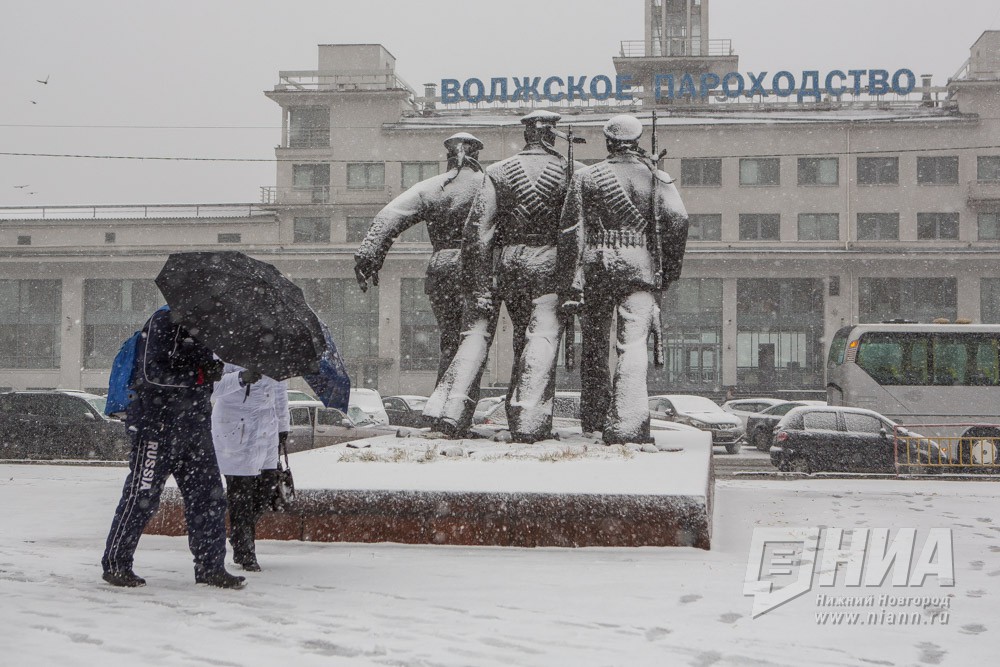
[303, 318, 352, 411]
[155, 251, 325, 380]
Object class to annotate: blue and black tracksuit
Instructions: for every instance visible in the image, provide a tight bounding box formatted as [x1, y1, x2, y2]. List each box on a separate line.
[102, 308, 228, 578]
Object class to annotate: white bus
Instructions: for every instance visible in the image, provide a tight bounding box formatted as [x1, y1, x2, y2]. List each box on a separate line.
[826, 322, 1000, 464]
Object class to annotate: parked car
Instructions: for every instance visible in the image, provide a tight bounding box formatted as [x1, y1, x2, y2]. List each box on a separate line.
[478, 395, 582, 432]
[0, 390, 130, 460]
[648, 394, 744, 453]
[285, 404, 396, 453]
[769, 405, 945, 474]
[287, 389, 323, 408]
[382, 395, 431, 428]
[746, 400, 827, 452]
[349, 388, 389, 426]
[472, 396, 505, 425]
[720, 397, 788, 427]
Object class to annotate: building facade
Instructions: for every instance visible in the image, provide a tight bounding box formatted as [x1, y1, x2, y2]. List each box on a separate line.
[2, 7, 999, 401]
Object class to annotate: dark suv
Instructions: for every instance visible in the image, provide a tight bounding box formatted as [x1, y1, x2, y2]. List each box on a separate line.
[0, 390, 130, 460]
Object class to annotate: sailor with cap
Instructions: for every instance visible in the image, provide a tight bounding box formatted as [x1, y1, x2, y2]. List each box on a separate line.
[557, 114, 689, 444]
[354, 132, 486, 382]
[423, 109, 584, 442]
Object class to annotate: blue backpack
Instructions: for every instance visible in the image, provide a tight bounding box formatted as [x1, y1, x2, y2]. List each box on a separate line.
[105, 305, 169, 417]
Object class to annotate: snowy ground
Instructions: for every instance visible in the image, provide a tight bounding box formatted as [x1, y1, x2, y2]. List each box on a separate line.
[1, 464, 996, 666]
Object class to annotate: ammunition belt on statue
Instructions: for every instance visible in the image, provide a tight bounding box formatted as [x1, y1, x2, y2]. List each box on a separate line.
[591, 165, 649, 233]
[585, 229, 651, 249]
[499, 158, 567, 225]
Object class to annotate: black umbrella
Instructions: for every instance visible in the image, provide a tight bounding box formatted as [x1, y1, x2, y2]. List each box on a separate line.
[155, 251, 325, 380]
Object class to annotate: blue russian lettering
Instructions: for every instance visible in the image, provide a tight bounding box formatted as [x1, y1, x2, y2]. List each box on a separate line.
[699, 73, 721, 98]
[441, 79, 461, 104]
[824, 70, 847, 96]
[847, 70, 866, 96]
[677, 73, 697, 98]
[615, 74, 635, 101]
[543, 76, 565, 102]
[797, 71, 822, 102]
[567, 76, 587, 101]
[721, 72, 745, 98]
[589, 75, 613, 100]
[747, 71, 768, 97]
[512, 76, 541, 101]
[462, 78, 485, 104]
[868, 69, 890, 96]
[486, 77, 509, 102]
[892, 69, 916, 95]
[772, 71, 796, 97]
[654, 73, 674, 101]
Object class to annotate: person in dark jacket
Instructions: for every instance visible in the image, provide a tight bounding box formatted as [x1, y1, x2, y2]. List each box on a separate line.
[101, 306, 246, 589]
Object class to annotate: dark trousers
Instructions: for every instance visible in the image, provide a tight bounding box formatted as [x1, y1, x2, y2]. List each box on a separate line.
[225, 471, 279, 561]
[102, 419, 228, 575]
[429, 288, 464, 385]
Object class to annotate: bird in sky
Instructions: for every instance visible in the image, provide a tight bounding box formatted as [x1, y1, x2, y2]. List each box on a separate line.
[36, 75, 49, 84]
[13, 185, 29, 189]
[30, 100, 37, 105]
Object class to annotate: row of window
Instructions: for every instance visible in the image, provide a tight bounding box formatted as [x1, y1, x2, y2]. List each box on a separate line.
[293, 162, 441, 193]
[682, 155, 1000, 187]
[689, 212, 1000, 241]
[3, 276, 1000, 371]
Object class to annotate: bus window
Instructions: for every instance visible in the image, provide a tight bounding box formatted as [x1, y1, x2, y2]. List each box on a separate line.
[931, 337, 966, 385]
[971, 338, 1000, 386]
[902, 337, 928, 384]
[827, 327, 852, 367]
[856, 334, 904, 384]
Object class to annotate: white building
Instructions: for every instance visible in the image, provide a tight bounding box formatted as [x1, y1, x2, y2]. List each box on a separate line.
[2, 1, 999, 401]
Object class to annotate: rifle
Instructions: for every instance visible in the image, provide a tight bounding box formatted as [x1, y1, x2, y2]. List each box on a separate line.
[648, 110, 668, 368]
[550, 125, 586, 371]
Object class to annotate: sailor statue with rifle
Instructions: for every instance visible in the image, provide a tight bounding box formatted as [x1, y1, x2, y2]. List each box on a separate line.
[557, 113, 689, 445]
[423, 110, 584, 442]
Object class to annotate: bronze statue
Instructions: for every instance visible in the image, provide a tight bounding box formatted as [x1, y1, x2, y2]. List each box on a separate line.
[424, 111, 583, 441]
[558, 114, 689, 444]
[354, 132, 486, 381]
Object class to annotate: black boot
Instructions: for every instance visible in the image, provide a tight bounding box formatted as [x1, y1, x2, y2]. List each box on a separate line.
[234, 553, 261, 572]
[195, 568, 247, 589]
[103, 568, 146, 587]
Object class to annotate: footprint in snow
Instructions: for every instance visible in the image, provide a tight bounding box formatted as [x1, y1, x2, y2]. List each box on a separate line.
[680, 594, 702, 604]
[966, 589, 987, 598]
[969, 561, 985, 570]
[960, 624, 987, 635]
[718, 612, 742, 623]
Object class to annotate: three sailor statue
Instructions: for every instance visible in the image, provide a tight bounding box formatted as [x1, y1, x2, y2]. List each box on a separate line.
[354, 112, 688, 445]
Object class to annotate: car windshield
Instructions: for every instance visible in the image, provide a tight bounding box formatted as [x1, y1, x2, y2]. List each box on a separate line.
[287, 391, 317, 402]
[668, 396, 720, 412]
[348, 406, 373, 424]
[765, 402, 799, 416]
[404, 397, 427, 410]
[86, 396, 106, 414]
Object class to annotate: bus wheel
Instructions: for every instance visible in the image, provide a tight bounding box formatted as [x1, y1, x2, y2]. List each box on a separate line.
[959, 427, 1000, 465]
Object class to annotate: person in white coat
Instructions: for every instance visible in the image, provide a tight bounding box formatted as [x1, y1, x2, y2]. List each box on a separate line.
[211, 363, 290, 571]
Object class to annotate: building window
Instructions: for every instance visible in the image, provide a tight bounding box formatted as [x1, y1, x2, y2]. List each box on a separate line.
[738, 214, 780, 240]
[798, 158, 838, 186]
[288, 106, 330, 148]
[857, 213, 900, 240]
[687, 214, 722, 241]
[104, 232, 116, 244]
[83, 279, 161, 369]
[347, 163, 385, 190]
[739, 158, 780, 186]
[978, 156, 1000, 182]
[17, 236, 30, 246]
[859, 278, 957, 323]
[401, 162, 440, 189]
[400, 278, 439, 371]
[651, 279, 723, 387]
[797, 213, 839, 241]
[917, 156, 959, 184]
[736, 278, 824, 390]
[293, 217, 330, 244]
[346, 216, 372, 243]
[917, 213, 959, 240]
[217, 233, 241, 244]
[0, 279, 61, 368]
[292, 164, 330, 202]
[857, 157, 898, 185]
[979, 213, 1000, 241]
[681, 159, 722, 186]
[297, 278, 379, 387]
[983, 278, 1000, 324]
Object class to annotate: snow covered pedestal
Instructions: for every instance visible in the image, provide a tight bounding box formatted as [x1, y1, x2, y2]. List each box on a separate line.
[146, 429, 714, 549]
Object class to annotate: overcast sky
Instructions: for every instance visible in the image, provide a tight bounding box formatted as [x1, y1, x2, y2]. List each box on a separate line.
[2, 0, 998, 207]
